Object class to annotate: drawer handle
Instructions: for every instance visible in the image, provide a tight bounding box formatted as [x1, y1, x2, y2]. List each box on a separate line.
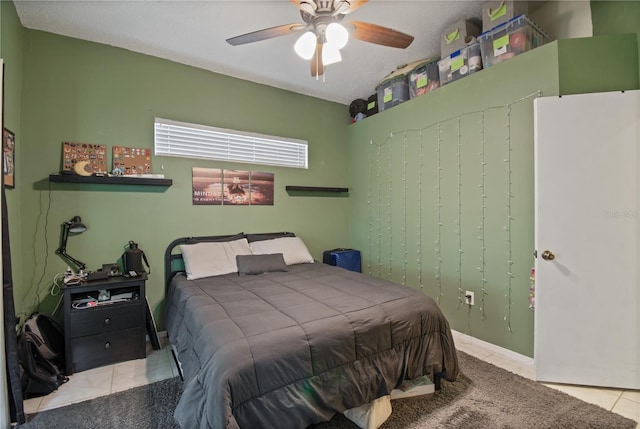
[105, 342, 111, 349]
[104, 318, 110, 325]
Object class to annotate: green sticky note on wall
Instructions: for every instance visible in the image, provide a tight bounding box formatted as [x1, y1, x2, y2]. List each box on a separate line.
[451, 57, 464, 72]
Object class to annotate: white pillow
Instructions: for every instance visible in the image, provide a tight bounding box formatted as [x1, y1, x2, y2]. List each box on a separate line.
[249, 236, 314, 265]
[180, 238, 252, 280]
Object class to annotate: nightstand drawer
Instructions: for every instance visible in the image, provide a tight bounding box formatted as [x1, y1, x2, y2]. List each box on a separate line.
[70, 327, 145, 373]
[69, 302, 143, 338]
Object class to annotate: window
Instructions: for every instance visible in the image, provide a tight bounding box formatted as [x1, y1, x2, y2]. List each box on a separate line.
[154, 118, 308, 169]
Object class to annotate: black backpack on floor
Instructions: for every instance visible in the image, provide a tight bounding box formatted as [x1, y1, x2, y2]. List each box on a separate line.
[17, 313, 68, 398]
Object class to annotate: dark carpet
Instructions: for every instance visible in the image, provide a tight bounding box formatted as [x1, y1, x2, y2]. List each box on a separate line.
[19, 352, 637, 429]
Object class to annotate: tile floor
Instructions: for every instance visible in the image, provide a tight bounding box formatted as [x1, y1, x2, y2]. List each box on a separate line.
[24, 332, 640, 428]
[23, 335, 178, 415]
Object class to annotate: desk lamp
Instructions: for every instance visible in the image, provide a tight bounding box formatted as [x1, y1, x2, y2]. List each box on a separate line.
[55, 215, 87, 271]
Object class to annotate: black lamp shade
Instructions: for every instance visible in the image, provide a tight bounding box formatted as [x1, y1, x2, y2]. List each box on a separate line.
[68, 216, 87, 233]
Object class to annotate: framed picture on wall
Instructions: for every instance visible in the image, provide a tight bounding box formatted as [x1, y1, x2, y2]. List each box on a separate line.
[3, 128, 15, 188]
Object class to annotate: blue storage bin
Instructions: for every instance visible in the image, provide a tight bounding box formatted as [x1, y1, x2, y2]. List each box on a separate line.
[322, 248, 361, 273]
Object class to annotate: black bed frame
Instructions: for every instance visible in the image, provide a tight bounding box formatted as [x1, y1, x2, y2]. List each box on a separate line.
[163, 232, 295, 290]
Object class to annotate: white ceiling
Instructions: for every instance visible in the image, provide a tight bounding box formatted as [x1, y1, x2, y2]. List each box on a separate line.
[13, 0, 502, 105]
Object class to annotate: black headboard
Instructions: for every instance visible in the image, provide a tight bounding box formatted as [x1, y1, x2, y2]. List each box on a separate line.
[163, 232, 295, 290]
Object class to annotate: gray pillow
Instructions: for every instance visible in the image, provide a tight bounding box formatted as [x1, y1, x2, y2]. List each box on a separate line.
[236, 253, 288, 275]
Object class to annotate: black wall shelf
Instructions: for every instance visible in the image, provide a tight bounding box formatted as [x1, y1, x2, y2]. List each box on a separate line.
[285, 186, 349, 193]
[49, 174, 172, 187]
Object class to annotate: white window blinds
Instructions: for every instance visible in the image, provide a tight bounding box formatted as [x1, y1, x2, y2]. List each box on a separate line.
[154, 118, 308, 169]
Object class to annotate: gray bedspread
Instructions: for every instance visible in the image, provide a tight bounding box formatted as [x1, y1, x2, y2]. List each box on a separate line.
[164, 262, 459, 429]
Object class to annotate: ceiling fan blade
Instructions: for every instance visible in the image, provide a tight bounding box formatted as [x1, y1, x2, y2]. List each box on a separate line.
[345, 20, 414, 49]
[336, 0, 368, 14]
[310, 43, 324, 77]
[226, 23, 307, 46]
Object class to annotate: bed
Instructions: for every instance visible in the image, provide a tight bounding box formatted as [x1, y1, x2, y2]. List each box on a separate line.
[163, 233, 459, 429]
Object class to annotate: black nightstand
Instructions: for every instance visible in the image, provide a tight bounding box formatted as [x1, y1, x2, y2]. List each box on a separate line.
[62, 274, 147, 374]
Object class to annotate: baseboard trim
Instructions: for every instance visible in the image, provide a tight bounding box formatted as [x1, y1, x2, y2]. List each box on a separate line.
[451, 330, 533, 365]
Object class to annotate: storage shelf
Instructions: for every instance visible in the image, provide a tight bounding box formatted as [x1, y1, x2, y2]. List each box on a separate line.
[285, 186, 349, 193]
[49, 174, 172, 187]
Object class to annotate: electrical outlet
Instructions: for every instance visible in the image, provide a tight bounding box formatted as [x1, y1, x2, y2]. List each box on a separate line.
[465, 291, 475, 305]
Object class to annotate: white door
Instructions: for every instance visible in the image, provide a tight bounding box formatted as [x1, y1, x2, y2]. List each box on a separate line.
[534, 90, 640, 389]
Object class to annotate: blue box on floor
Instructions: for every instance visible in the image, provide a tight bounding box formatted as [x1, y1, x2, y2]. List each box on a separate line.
[322, 248, 361, 273]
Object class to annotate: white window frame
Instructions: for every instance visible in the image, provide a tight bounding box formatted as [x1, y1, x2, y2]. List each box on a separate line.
[154, 118, 308, 169]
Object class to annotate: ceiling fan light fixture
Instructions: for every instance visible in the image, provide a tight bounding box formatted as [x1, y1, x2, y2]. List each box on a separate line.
[326, 23, 348, 50]
[294, 31, 317, 60]
[299, 1, 317, 15]
[332, 0, 351, 15]
[322, 42, 342, 66]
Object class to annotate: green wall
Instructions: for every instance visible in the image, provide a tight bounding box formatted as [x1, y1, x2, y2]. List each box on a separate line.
[3, 1, 640, 356]
[347, 35, 638, 357]
[558, 34, 639, 94]
[1, 0, 24, 319]
[591, 0, 640, 36]
[13, 29, 350, 328]
[591, 0, 640, 82]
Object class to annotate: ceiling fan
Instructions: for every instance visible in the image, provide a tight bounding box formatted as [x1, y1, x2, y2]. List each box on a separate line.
[226, 0, 414, 77]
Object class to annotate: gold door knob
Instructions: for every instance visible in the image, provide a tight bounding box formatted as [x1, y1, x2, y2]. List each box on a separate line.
[541, 250, 555, 261]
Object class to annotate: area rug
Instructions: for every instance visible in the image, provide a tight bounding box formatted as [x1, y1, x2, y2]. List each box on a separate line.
[19, 351, 636, 429]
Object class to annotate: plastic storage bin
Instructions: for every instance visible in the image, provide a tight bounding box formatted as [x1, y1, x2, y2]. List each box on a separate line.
[376, 66, 411, 111]
[482, 0, 529, 31]
[408, 58, 440, 99]
[438, 42, 483, 85]
[323, 249, 361, 273]
[366, 94, 378, 116]
[440, 19, 481, 58]
[478, 15, 548, 68]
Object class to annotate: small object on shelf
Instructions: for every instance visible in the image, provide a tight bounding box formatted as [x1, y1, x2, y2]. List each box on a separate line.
[366, 94, 378, 117]
[440, 18, 481, 58]
[113, 146, 152, 176]
[349, 98, 368, 121]
[86, 270, 109, 282]
[482, 0, 529, 31]
[123, 173, 165, 179]
[408, 58, 440, 99]
[478, 15, 548, 69]
[61, 142, 107, 174]
[438, 41, 483, 85]
[73, 160, 93, 176]
[56, 216, 88, 271]
[376, 64, 413, 112]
